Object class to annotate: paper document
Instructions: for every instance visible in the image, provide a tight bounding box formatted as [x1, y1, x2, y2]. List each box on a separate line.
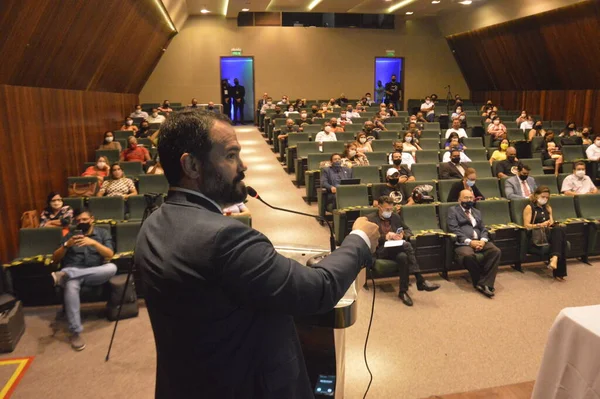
[384, 240, 404, 248]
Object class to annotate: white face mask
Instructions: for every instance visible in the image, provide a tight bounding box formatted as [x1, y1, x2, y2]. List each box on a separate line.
[324, 127, 332, 133]
[575, 170, 586, 178]
[341, 113, 346, 118]
[494, 120, 500, 125]
[267, 101, 272, 105]
[136, 109, 142, 113]
[381, 210, 392, 219]
[537, 197, 548, 206]
[366, 97, 371, 100]
[152, 112, 158, 117]
[405, 137, 412, 143]
[126, 120, 133, 126]
[359, 138, 367, 144]
[322, 107, 328, 111]
[105, 137, 114, 143]
[97, 161, 106, 169]
[348, 150, 357, 158]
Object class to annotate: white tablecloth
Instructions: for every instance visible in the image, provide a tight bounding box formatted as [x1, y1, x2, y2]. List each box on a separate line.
[532, 305, 600, 399]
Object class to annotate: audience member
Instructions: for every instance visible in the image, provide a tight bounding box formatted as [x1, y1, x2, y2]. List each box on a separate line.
[515, 111, 528, 126]
[447, 168, 485, 202]
[337, 93, 349, 106]
[520, 115, 534, 131]
[40, 192, 73, 235]
[205, 101, 219, 113]
[487, 117, 507, 146]
[495, 147, 519, 178]
[330, 117, 344, 133]
[505, 164, 537, 200]
[447, 190, 501, 298]
[295, 110, 312, 128]
[442, 147, 471, 164]
[146, 162, 164, 175]
[270, 106, 287, 127]
[366, 196, 440, 307]
[222, 203, 251, 217]
[120, 117, 139, 133]
[120, 136, 151, 165]
[97, 163, 137, 198]
[158, 100, 173, 114]
[561, 162, 598, 195]
[146, 108, 166, 124]
[355, 132, 373, 153]
[260, 97, 276, 115]
[420, 96, 435, 122]
[581, 127, 593, 145]
[527, 120, 546, 142]
[385, 75, 401, 110]
[388, 142, 415, 170]
[542, 141, 563, 175]
[375, 80, 385, 103]
[402, 131, 421, 157]
[559, 126, 583, 146]
[320, 153, 353, 209]
[445, 119, 468, 139]
[444, 133, 466, 151]
[585, 135, 600, 160]
[440, 149, 469, 179]
[488, 138, 509, 165]
[277, 119, 299, 142]
[523, 186, 567, 280]
[387, 104, 399, 117]
[407, 115, 424, 130]
[51, 209, 117, 351]
[82, 156, 110, 183]
[363, 121, 379, 140]
[415, 112, 428, 124]
[129, 104, 148, 119]
[560, 122, 578, 138]
[315, 124, 337, 143]
[277, 95, 289, 105]
[373, 168, 414, 209]
[364, 93, 374, 106]
[345, 105, 360, 119]
[256, 92, 268, 121]
[186, 98, 200, 109]
[98, 131, 122, 151]
[341, 143, 369, 167]
[480, 100, 493, 113]
[135, 120, 152, 138]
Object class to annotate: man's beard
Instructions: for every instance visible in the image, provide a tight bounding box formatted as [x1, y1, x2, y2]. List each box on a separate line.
[201, 163, 247, 207]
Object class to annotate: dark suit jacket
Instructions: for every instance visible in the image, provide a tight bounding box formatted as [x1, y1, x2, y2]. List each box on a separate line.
[439, 161, 468, 180]
[135, 191, 372, 398]
[232, 84, 245, 103]
[447, 181, 484, 202]
[320, 166, 353, 193]
[446, 204, 490, 245]
[365, 212, 412, 257]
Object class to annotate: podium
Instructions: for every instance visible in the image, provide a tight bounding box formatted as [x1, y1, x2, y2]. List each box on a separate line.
[295, 253, 359, 398]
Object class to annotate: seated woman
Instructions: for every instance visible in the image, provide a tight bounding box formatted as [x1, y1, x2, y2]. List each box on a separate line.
[523, 186, 567, 280]
[487, 117, 507, 147]
[40, 192, 73, 236]
[444, 133, 466, 151]
[97, 163, 137, 199]
[527, 120, 546, 142]
[581, 127, 593, 145]
[82, 156, 110, 183]
[542, 141, 564, 175]
[222, 202, 251, 217]
[98, 131, 122, 151]
[135, 120, 152, 138]
[489, 138, 509, 165]
[402, 131, 422, 158]
[446, 168, 485, 202]
[341, 143, 369, 167]
[354, 132, 373, 153]
[120, 117, 139, 133]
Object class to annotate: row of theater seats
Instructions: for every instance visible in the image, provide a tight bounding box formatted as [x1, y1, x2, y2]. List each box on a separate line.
[67, 174, 168, 196]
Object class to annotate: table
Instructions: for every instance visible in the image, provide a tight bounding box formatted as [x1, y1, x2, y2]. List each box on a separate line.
[532, 304, 600, 399]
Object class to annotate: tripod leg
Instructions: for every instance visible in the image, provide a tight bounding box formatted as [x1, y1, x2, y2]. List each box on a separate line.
[105, 260, 134, 361]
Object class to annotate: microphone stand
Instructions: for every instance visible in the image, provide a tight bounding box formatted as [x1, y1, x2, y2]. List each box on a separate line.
[251, 196, 337, 253]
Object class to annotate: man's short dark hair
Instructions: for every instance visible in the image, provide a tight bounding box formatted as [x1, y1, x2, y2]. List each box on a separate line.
[158, 110, 232, 186]
[75, 208, 93, 218]
[378, 196, 394, 205]
[451, 149, 461, 156]
[330, 153, 341, 162]
[518, 164, 531, 172]
[574, 161, 586, 170]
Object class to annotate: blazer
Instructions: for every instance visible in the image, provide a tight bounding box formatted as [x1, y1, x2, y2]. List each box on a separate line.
[446, 204, 490, 245]
[447, 180, 484, 202]
[320, 166, 353, 193]
[439, 161, 469, 180]
[504, 175, 538, 200]
[365, 211, 413, 257]
[135, 191, 372, 399]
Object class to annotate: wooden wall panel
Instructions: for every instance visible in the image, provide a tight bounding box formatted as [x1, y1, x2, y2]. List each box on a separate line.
[0, 0, 176, 93]
[0, 86, 138, 263]
[447, 1, 600, 91]
[471, 90, 600, 133]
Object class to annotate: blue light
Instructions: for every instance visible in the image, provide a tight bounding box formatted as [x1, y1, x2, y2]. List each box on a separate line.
[374, 57, 402, 104]
[220, 57, 254, 122]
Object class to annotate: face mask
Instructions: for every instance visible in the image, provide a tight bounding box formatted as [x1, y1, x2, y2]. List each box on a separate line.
[77, 222, 91, 233]
[141, 126, 149, 131]
[208, 106, 214, 110]
[500, 143, 509, 150]
[341, 113, 346, 118]
[267, 101, 272, 105]
[388, 178, 399, 185]
[126, 120, 133, 126]
[393, 159, 402, 166]
[136, 109, 142, 113]
[164, 104, 170, 108]
[365, 126, 373, 132]
[129, 143, 137, 149]
[331, 122, 337, 127]
[332, 161, 341, 167]
[575, 170, 586, 178]
[537, 198, 548, 206]
[312, 109, 318, 114]
[493, 120, 500, 125]
[97, 162, 106, 169]
[366, 97, 371, 100]
[359, 138, 367, 144]
[105, 137, 114, 143]
[301, 113, 307, 118]
[518, 174, 528, 181]
[466, 179, 476, 187]
[391, 79, 396, 82]
[507, 156, 516, 162]
[535, 125, 542, 130]
[322, 107, 327, 111]
[152, 112, 158, 117]
[405, 137, 412, 143]
[275, 110, 281, 114]
[451, 156, 461, 164]
[461, 201, 474, 210]
[348, 150, 356, 158]
[381, 210, 392, 219]
[347, 109, 353, 113]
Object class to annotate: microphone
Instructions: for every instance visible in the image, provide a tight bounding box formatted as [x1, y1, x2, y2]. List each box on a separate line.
[246, 186, 336, 253]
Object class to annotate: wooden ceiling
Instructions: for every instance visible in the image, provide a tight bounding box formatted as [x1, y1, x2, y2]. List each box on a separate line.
[446, 0, 600, 91]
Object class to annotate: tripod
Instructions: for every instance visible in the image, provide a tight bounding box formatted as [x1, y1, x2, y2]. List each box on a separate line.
[105, 193, 162, 361]
[445, 85, 453, 116]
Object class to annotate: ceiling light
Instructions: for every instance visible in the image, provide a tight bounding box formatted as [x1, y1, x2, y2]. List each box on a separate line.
[432, 0, 441, 3]
[200, 8, 210, 13]
[241, 8, 249, 12]
[405, 11, 413, 15]
[459, 0, 472, 4]
[387, 0, 417, 13]
[308, 0, 323, 11]
[222, 0, 229, 15]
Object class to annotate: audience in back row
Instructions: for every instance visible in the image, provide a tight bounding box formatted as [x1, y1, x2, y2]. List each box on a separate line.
[146, 108, 166, 124]
[120, 117, 138, 133]
[129, 104, 148, 119]
[82, 156, 110, 183]
[97, 163, 137, 199]
[98, 131, 122, 152]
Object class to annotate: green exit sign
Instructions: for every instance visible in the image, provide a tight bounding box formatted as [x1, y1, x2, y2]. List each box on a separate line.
[386, 49, 395, 57]
[231, 48, 242, 56]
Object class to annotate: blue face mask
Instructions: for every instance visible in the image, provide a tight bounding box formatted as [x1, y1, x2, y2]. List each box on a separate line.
[332, 161, 341, 167]
[466, 179, 476, 187]
[461, 201, 474, 210]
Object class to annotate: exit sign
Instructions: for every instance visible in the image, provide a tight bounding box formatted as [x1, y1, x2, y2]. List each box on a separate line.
[231, 48, 242, 56]
[386, 49, 395, 57]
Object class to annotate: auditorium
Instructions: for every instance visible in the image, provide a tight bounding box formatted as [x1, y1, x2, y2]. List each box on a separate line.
[1, 0, 600, 397]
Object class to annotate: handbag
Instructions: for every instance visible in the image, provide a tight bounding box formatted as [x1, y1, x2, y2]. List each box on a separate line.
[68, 182, 97, 197]
[20, 210, 39, 228]
[531, 210, 550, 247]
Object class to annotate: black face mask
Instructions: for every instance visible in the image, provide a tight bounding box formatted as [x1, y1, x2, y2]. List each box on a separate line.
[275, 110, 281, 114]
[393, 159, 402, 166]
[365, 127, 373, 132]
[312, 109, 318, 113]
[461, 201, 474, 210]
[331, 122, 337, 127]
[535, 125, 542, 130]
[519, 174, 529, 181]
[391, 79, 396, 82]
[77, 222, 91, 233]
[451, 156, 461, 164]
[507, 156, 516, 162]
[207, 106, 214, 110]
[388, 178, 399, 185]
[141, 126, 149, 131]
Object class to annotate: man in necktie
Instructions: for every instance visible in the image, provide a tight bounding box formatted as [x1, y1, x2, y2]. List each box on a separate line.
[504, 164, 538, 200]
[446, 190, 502, 298]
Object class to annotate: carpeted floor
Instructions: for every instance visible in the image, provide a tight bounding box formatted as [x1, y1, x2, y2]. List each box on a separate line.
[3, 126, 599, 398]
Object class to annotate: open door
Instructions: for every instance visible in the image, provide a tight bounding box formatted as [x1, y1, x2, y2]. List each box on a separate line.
[220, 57, 255, 124]
[374, 57, 404, 110]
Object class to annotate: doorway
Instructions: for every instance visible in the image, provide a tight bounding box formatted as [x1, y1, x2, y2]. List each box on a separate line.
[220, 56, 255, 124]
[374, 57, 404, 110]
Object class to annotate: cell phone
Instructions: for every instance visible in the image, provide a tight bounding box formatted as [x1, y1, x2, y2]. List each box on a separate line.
[73, 229, 83, 236]
[314, 375, 335, 396]
[396, 227, 404, 234]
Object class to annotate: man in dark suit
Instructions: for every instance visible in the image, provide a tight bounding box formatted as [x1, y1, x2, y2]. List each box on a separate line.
[232, 78, 245, 124]
[439, 149, 469, 179]
[446, 190, 501, 298]
[221, 79, 232, 120]
[134, 110, 379, 399]
[366, 196, 440, 306]
[320, 153, 353, 210]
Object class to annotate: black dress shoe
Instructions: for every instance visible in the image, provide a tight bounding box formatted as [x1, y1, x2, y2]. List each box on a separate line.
[476, 285, 494, 298]
[398, 291, 413, 307]
[417, 280, 440, 292]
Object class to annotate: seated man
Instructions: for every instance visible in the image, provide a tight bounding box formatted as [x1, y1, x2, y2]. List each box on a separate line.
[330, 117, 344, 133]
[277, 119, 300, 142]
[129, 104, 148, 119]
[495, 146, 520, 178]
[187, 98, 201, 109]
[447, 190, 501, 298]
[561, 161, 598, 195]
[420, 96, 435, 122]
[205, 101, 219, 113]
[363, 121, 380, 140]
[146, 108, 166, 124]
[345, 105, 361, 119]
[270, 106, 287, 128]
[389, 152, 416, 181]
[315, 125, 337, 143]
[388, 142, 415, 170]
[121, 136, 151, 165]
[366, 196, 440, 306]
[51, 210, 117, 351]
[445, 118, 468, 139]
[504, 164, 537, 200]
[295, 111, 312, 128]
[439, 149, 469, 179]
[320, 153, 353, 209]
[586, 136, 600, 161]
[373, 168, 414, 210]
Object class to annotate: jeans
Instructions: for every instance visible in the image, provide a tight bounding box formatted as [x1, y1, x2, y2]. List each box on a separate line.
[378, 241, 425, 292]
[61, 263, 118, 333]
[426, 113, 435, 122]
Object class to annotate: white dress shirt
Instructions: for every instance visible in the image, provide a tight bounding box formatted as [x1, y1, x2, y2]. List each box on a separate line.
[442, 151, 472, 163]
[146, 114, 166, 124]
[130, 110, 149, 119]
[520, 121, 534, 131]
[314, 131, 337, 143]
[445, 128, 468, 139]
[586, 143, 600, 161]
